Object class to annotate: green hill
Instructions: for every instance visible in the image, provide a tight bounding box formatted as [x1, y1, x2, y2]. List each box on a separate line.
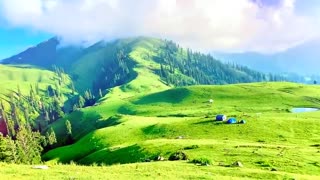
[42, 82, 320, 179]
[2, 37, 285, 93]
[0, 37, 319, 179]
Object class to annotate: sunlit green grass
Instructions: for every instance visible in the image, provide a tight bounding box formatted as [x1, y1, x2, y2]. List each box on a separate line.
[0, 64, 73, 93]
[44, 82, 320, 179]
[1, 161, 319, 180]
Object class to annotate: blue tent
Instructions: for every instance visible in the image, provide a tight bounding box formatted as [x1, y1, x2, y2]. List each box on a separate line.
[216, 115, 227, 121]
[227, 118, 237, 124]
[239, 120, 246, 124]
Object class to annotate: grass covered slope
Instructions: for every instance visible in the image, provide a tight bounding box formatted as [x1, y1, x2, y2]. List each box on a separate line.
[0, 64, 73, 103]
[45, 38, 171, 145]
[43, 82, 320, 178]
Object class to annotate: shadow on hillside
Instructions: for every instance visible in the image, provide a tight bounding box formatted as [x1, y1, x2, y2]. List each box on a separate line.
[52, 111, 123, 147]
[142, 124, 168, 137]
[98, 115, 123, 128]
[134, 88, 191, 105]
[117, 106, 137, 115]
[79, 144, 153, 165]
[193, 120, 224, 126]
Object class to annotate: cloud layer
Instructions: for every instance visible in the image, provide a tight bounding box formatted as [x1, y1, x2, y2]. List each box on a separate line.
[1, 0, 319, 53]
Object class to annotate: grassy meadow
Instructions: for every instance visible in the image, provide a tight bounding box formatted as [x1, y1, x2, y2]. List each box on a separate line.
[40, 82, 320, 179]
[1, 161, 319, 180]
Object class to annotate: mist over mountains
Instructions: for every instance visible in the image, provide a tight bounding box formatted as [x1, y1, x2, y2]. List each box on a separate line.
[214, 39, 320, 76]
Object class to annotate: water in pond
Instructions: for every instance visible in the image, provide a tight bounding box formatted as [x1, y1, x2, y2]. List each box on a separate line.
[291, 108, 319, 113]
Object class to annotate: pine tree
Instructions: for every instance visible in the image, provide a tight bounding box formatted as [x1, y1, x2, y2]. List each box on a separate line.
[0, 134, 13, 162]
[52, 97, 64, 120]
[78, 95, 85, 108]
[84, 90, 90, 101]
[46, 127, 57, 146]
[70, 81, 75, 95]
[47, 85, 55, 97]
[99, 89, 103, 99]
[65, 120, 72, 135]
[65, 120, 73, 144]
[35, 83, 40, 95]
[72, 104, 78, 111]
[15, 125, 43, 164]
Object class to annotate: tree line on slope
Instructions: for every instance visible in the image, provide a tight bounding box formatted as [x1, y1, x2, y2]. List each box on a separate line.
[0, 67, 96, 164]
[156, 40, 287, 86]
[0, 47, 136, 164]
[91, 49, 137, 95]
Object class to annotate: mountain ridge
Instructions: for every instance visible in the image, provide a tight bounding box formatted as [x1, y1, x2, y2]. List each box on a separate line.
[214, 39, 320, 75]
[1, 37, 282, 94]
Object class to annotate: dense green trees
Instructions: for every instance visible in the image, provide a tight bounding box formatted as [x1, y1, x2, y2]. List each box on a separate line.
[92, 49, 136, 94]
[0, 125, 43, 164]
[0, 69, 70, 164]
[156, 40, 286, 86]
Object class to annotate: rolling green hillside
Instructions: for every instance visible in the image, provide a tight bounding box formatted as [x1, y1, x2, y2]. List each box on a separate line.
[42, 82, 320, 179]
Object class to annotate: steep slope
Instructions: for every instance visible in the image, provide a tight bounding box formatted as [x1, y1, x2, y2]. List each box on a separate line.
[0, 64, 74, 136]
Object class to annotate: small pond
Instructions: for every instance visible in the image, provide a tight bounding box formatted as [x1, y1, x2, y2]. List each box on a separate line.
[291, 108, 319, 113]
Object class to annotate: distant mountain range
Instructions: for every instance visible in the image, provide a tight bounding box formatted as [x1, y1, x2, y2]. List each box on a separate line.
[213, 39, 320, 76]
[2, 36, 318, 86]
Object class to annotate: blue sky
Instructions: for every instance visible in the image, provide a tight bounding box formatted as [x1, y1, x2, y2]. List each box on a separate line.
[0, 0, 319, 57]
[0, 18, 52, 59]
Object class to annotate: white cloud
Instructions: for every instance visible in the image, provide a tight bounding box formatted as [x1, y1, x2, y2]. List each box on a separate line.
[0, 0, 319, 53]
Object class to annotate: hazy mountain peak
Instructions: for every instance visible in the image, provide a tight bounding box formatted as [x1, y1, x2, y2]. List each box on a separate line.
[214, 39, 320, 75]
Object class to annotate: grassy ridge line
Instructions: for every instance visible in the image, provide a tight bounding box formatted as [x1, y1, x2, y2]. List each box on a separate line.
[68, 37, 169, 93]
[1, 162, 319, 180]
